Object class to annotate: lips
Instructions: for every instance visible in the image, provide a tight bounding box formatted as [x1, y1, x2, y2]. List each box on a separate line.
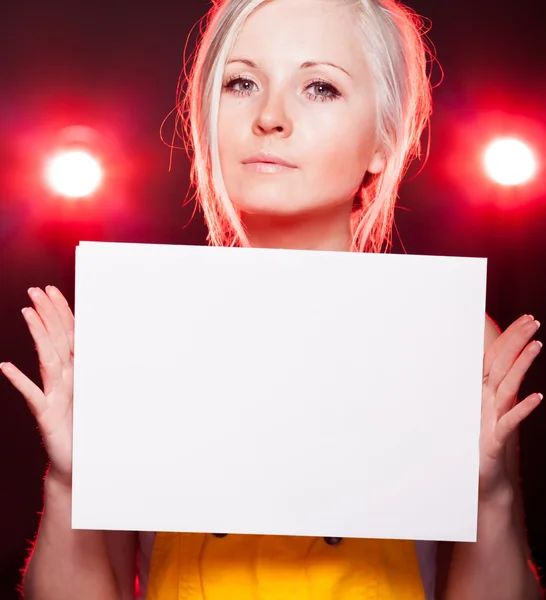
[242, 152, 296, 169]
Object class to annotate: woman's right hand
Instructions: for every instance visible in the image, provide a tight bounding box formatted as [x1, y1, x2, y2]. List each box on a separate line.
[1, 286, 75, 487]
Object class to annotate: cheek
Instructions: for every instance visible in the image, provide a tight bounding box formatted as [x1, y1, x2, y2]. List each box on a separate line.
[218, 100, 254, 195]
[218, 103, 237, 168]
[303, 112, 376, 196]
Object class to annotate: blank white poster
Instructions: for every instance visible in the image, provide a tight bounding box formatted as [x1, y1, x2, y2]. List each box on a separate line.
[72, 242, 487, 542]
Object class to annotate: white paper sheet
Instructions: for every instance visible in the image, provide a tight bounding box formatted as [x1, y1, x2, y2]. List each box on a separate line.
[72, 242, 487, 542]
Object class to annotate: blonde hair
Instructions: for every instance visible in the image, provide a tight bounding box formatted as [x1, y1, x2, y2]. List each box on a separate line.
[178, 0, 433, 252]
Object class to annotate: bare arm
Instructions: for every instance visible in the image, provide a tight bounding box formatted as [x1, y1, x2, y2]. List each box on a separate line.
[106, 530, 138, 600]
[438, 475, 541, 600]
[23, 475, 122, 600]
[438, 316, 543, 600]
[1, 286, 137, 600]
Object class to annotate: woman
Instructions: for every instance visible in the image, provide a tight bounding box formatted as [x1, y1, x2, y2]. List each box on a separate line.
[1, 0, 543, 598]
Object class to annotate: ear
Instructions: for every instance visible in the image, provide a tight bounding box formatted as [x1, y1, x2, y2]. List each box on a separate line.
[367, 150, 386, 175]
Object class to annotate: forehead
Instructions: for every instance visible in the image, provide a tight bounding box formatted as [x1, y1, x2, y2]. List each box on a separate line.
[230, 0, 366, 72]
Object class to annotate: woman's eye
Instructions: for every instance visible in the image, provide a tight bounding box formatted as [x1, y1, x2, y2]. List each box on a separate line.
[305, 81, 342, 102]
[223, 77, 257, 96]
[223, 76, 341, 102]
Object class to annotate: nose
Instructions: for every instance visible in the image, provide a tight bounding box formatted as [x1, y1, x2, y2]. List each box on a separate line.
[252, 91, 293, 138]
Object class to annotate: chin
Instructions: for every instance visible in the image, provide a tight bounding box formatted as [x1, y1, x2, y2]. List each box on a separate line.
[226, 179, 355, 220]
[230, 187, 311, 218]
[235, 198, 318, 219]
[234, 193, 352, 221]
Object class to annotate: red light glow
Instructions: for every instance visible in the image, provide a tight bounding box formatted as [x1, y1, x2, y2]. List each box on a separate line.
[45, 150, 103, 198]
[484, 138, 537, 187]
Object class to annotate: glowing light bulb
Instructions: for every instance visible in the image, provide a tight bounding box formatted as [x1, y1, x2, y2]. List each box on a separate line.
[484, 138, 537, 187]
[46, 150, 103, 198]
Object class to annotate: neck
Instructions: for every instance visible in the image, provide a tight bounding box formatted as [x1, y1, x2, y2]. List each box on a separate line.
[242, 204, 353, 252]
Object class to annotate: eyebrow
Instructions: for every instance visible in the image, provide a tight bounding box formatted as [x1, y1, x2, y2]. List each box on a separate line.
[226, 58, 352, 78]
[301, 61, 352, 78]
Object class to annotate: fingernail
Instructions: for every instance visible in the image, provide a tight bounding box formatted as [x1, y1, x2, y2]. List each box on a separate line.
[531, 341, 543, 355]
[535, 320, 541, 329]
[538, 393, 544, 402]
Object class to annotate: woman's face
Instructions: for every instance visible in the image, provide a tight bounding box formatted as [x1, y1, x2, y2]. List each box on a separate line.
[217, 0, 384, 219]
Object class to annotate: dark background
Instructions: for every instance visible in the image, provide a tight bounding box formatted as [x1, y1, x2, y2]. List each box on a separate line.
[1, 0, 546, 597]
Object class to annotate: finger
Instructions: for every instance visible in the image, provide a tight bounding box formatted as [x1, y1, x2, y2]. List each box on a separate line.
[496, 393, 543, 446]
[486, 317, 540, 391]
[45, 286, 75, 356]
[495, 340, 543, 415]
[22, 306, 63, 393]
[483, 315, 533, 378]
[0, 362, 47, 417]
[483, 315, 529, 376]
[28, 288, 72, 365]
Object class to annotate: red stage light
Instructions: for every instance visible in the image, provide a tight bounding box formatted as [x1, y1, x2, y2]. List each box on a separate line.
[484, 137, 537, 187]
[45, 149, 103, 199]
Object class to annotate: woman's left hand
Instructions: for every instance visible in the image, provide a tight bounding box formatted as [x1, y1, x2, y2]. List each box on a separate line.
[479, 314, 542, 498]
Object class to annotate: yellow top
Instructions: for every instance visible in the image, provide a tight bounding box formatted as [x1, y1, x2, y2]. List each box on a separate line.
[146, 532, 425, 600]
